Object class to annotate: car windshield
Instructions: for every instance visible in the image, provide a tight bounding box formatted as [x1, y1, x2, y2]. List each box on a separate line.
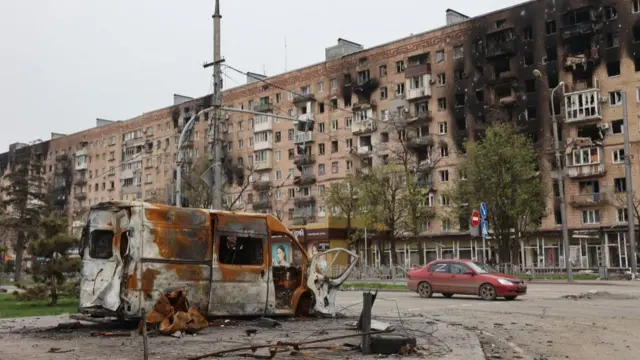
[468, 262, 497, 274]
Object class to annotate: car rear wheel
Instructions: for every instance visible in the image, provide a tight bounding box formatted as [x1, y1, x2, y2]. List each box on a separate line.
[504, 296, 517, 301]
[442, 293, 454, 298]
[417, 282, 433, 298]
[479, 284, 497, 301]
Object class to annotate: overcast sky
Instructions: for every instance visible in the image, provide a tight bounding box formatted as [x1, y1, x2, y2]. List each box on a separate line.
[0, 0, 524, 151]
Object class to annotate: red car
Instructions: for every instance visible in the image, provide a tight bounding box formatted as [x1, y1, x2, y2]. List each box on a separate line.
[407, 259, 527, 301]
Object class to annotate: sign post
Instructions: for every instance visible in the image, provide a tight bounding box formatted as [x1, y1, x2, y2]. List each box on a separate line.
[480, 202, 488, 262]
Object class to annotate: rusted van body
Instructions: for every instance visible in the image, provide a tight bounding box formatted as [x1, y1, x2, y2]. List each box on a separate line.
[78, 201, 356, 319]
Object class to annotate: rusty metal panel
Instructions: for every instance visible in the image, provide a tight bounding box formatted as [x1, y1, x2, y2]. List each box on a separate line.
[216, 213, 268, 235]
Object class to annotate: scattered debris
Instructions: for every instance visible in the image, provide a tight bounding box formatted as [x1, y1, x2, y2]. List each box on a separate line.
[187, 329, 394, 360]
[348, 319, 393, 331]
[48, 322, 82, 332]
[245, 329, 258, 336]
[138, 290, 209, 337]
[561, 291, 638, 300]
[249, 317, 282, 329]
[47, 347, 74, 354]
[369, 334, 417, 355]
[90, 331, 132, 337]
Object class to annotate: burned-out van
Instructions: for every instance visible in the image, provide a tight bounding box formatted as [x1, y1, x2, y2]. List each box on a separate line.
[79, 201, 357, 319]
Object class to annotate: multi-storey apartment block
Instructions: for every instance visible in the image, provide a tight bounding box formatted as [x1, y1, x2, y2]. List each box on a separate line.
[3, 0, 640, 270]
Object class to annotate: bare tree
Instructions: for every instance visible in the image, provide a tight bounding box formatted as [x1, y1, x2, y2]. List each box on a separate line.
[324, 174, 360, 249]
[613, 191, 640, 227]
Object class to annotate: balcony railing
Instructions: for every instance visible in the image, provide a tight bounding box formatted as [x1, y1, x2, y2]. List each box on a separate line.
[406, 86, 431, 101]
[565, 164, 605, 179]
[74, 177, 87, 186]
[294, 132, 314, 144]
[294, 196, 316, 206]
[293, 94, 315, 104]
[564, 88, 602, 123]
[408, 111, 432, 123]
[561, 21, 601, 40]
[253, 102, 274, 113]
[254, 115, 274, 132]
[408, 136, 434, 150]
[570, 192, 609, 208]
[485, 40, 516, 58]
[253, 139, 273, 151]
[74, 192, 87, 201]
[293, 207, 315, 219]
[252, 199, 271, 210]
[352, 120, 377, 135]
[404, 63, 432, 78]
[293, 154, 316, 167]
[294, 174, 317, 186]
[252, 180, 272, 191]
[356, 145, 373, 156]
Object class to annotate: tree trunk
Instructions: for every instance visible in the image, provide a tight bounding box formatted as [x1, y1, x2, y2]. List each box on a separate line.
[417, 240, 425, 265]
[50, 274, 58, 306]
[498, 235, 511, 265]
[13, 232, 25, 283]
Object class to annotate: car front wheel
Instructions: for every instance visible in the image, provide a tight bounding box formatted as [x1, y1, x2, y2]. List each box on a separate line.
[479, 284, 497, 301]
[417, 282, 433, 298]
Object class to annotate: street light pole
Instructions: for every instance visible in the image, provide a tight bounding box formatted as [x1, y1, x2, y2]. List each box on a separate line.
[549, 81, 573, 282]
[175, 113, 198, 207]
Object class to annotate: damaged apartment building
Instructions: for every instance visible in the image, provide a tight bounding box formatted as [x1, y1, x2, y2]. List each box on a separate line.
[2, 0, 640, 270]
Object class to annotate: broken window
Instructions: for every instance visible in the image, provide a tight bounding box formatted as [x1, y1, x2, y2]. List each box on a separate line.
[615, 177, 626, 192]
[577, 124, 602, 141]
[611, 119, 623, 134]
[395, 60, 405, 73]
[454, 94, 465, 107]
[523, 26, 533, 40]
[435, 50, 445, 63]
[604, 6, 618, 21]
[218, 234, 264, 265]
[437, 97, 447, 111]
[357, 69, 370, 84]
[453, 46, 463, 59]
[546, 47, 557, 62]
[475, 90, 484, 102]
[523, 53, 534, 66]
[525, 106, 537, 121]
[437, 73, 446, 85]
[545, 20, 556, 35]
[605, 32, 620, 48]
[610, 91, 622, 105]
[613, 150, 625, 165]
[89, 230, 114, 259]
[379, 65, 387, 77]
[607, 61, 621, 77]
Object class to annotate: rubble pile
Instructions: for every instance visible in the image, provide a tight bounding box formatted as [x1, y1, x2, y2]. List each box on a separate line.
[138, 290, 209, 337]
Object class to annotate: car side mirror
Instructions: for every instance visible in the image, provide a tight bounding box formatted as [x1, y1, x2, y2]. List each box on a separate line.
[465, 270, 476, 276]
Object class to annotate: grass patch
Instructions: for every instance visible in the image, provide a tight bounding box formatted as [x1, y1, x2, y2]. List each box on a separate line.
[0, 293, 78, 319]
[0, 280, 37, 286]
[342, 282, 408, 290]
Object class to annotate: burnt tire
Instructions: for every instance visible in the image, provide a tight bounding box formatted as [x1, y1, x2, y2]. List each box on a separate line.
[504, 296, 517, 301]
[417, 282, 433, 298]
[442, 293, 454, 298]
[479, 284, 497, 301]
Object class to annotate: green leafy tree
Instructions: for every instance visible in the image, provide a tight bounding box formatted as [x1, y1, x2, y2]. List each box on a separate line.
[358, 164, 407, 266]
[448, 123, 546, 264]
[324, 174, 360, 249]
[17, 211, 80, 305]
[0, 146, 47, 282]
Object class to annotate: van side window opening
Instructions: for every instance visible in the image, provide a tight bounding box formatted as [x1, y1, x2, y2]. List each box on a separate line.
[90, 230, 114, 259]
[272, 237, 302, 267]
[218, 233, 264, 265]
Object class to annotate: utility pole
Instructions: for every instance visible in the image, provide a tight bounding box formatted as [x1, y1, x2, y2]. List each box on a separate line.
[622, 91, 638, 274]
[549, 81, 573, 282]
[211, 0, 223, 210]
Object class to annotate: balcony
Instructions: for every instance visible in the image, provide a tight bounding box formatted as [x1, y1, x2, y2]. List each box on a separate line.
[253, 102, 274, 113]
[74, 192, 87, 201]
[570, 192, 609, 208]
[181, 139, 194, 148]
[565, 164, 605, 179]
[404, 63, 432, 78]
[416, 159, 434, 172]
[254, 115, 274, 132]
[408, 136, 434, 150]
[254, 139, 273, 151]
[75, 161, 88, 171]
[294, 173, 317, 186]
[485, 40, 516, 59]
[293, 154, 316, 167]
[499, 95, 518, 107]
[352, 99, 376, 110]
[253, 180, 272, 191]
[355, 145, 373, 156]
[119, 169, 134, 180]
[352, 120, 377, 135]
[252, 199, 272, 210]
[56, 153, 69, 162]
[293, 93, 315, 104]
[254, 159, 273, 171]
[294, 132, 314, 144]
[297, 113, 314, 122]
[561, 21, 601, 40]
[74, 177, 87, 186]
[564, 88, 602, 123]
[75, 148, 88, 157]
[294, 196, 316, 206]
[408, 111, 432, 123]
[405, 74, 432, 101]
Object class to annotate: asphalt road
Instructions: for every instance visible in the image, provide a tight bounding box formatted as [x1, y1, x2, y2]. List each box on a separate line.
[336, 281, 640, 359]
